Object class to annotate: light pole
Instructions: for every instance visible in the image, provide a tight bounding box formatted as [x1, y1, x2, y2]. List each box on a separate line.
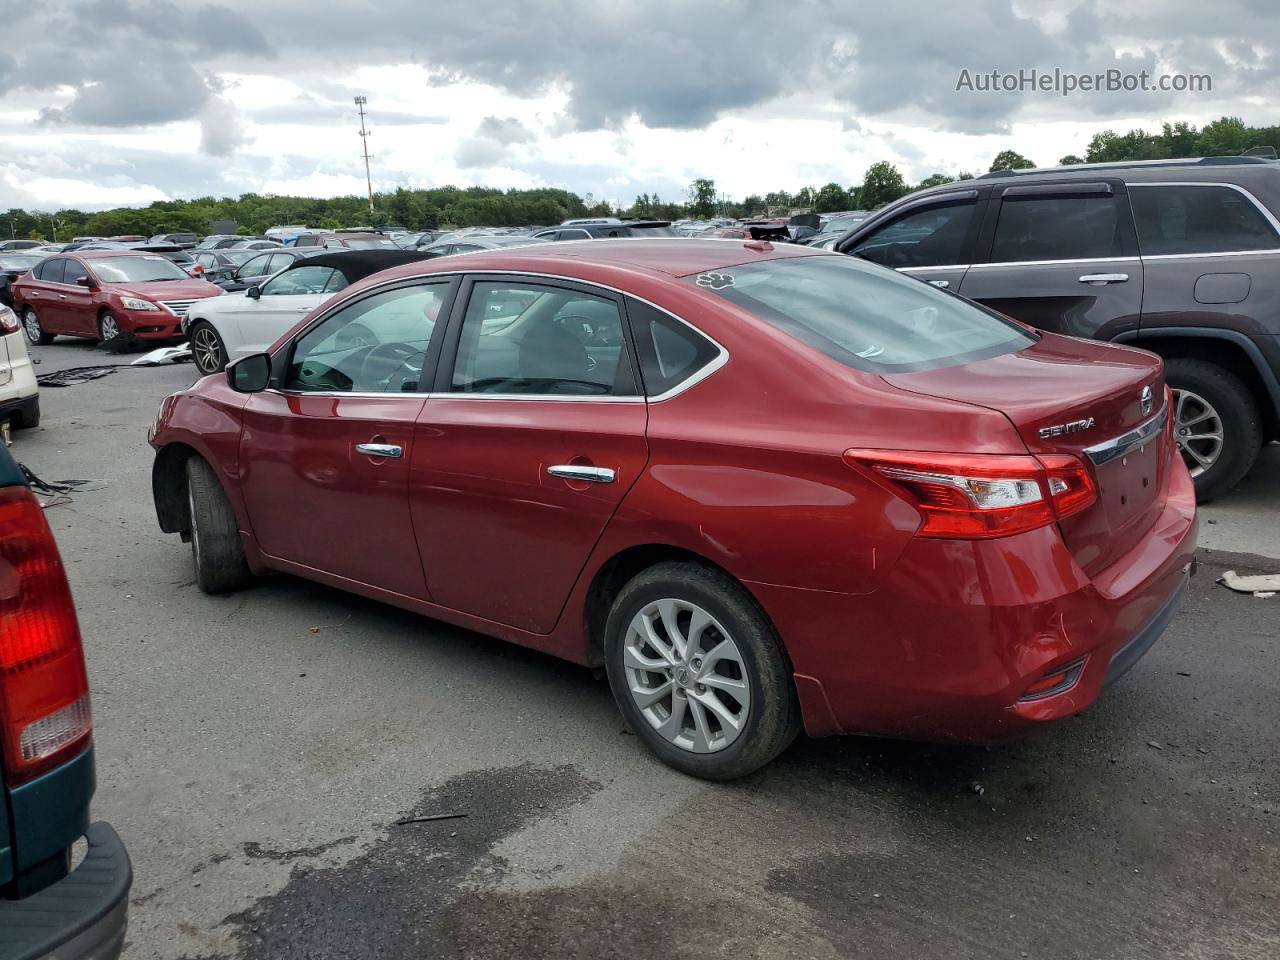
[354, 96, 375, 220]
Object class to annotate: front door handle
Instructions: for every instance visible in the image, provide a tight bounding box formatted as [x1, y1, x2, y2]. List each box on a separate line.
[355, 442, 402, 459]
[1078, 273, 1129, 285]
[547, 464, 615, 484]
[928, 279, 950, 289]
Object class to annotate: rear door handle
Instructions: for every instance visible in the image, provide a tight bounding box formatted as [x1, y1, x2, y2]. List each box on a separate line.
[1078, 273, 1129, 285]
[355, 443, 402, 459]
[928, 280, 949, 289]
[547, 465, 615, 484]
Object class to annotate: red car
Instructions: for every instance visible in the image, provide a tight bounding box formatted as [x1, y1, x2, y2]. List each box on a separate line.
[12, 250, 222, 346]
[148, 240, 1197, 780]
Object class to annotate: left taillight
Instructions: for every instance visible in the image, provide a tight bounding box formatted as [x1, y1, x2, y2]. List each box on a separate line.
[0, 305, 20, 334]
[843, 449, 1097, 540]
[0, 486, 91, 785]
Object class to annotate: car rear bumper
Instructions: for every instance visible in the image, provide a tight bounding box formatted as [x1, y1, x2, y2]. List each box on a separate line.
[753, 460, 1199, 742]
[0, 822, 131, 960]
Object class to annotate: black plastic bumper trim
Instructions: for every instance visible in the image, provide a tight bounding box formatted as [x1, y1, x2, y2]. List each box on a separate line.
[0, 822, 131, 960]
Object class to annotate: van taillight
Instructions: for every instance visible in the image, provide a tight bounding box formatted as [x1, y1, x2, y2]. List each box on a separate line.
[843, 449, 1097, 539]
[0, 486, 91, 785]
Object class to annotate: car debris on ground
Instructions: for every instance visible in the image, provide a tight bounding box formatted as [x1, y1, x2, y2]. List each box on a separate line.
[1217, 569, 1280, 598]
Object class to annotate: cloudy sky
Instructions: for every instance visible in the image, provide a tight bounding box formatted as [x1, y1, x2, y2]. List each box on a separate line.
[1, 0, 1278, 211]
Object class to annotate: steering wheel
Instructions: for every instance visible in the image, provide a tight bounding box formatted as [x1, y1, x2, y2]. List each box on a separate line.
[359, 341, 423, 391]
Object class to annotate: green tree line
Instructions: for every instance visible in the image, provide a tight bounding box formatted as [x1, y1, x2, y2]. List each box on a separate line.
[6, 116, 1276, 240]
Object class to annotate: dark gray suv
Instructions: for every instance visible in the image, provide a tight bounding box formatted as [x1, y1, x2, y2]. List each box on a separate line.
[836, 156, 1280, 500]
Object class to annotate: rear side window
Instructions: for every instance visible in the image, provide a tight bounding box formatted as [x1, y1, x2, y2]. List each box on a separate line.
[451, 281, 635, 396]
[39, 258, 67, 284]
[850, 201, 976, 268]
[1130, 185, 1280, 255]
[691, 255, 1034, 374]
[626, 299, 720, 396]
[991, 193, 1124, 262]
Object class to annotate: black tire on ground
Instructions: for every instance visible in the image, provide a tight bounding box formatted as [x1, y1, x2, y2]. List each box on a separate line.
[22, 307, 54, 345]
[188, 320, 228, 375]
[604, 561, 800, 780]
[12, 400, 39, 430]
[1164, 358, 1263, 503]
[185, 456, 252, 594]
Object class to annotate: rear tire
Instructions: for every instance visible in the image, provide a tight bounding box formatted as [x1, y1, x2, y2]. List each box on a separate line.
[1164, 358, 1262, 502]
[185, 456, 252, 594]
[604, 561, 799, 780]
[188, 320, 228, 375]
[22, 307, 54, 345]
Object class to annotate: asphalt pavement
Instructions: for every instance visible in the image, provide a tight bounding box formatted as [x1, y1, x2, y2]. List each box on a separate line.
[10, 340, 1279, 960]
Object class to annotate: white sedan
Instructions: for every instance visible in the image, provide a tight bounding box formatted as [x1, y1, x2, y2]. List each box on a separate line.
[182, 251, 430, 375]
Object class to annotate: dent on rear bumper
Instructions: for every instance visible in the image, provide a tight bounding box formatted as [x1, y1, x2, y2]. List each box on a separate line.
[0, 822, 131, 960]
[755, 465, 1198, 742]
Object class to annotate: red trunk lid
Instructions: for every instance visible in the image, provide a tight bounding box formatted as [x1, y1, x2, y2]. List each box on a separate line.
[882, 333, 1168, 576]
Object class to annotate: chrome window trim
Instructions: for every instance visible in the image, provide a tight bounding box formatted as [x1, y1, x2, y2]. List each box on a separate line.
[1141, 248, 1280, 262]
[1083, 404, 1168, 466]
[899, 264, 972, 273]
[969, 256, 1141, 270]
[286, 268, 729, 403]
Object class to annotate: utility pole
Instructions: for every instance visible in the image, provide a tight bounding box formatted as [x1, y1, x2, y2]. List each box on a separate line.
[354, 96, 375, 221]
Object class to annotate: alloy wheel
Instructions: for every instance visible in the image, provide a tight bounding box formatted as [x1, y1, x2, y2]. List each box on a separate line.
[191, 325, 223, 373]
[1172, 387, 1224, 478]
[622, 599, 751, 754]
[99, 313, 121, 341]
[23, 309, 41, 343]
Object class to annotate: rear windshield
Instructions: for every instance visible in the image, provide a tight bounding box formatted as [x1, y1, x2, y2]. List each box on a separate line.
[340, 236, 398, 249]
[688, 255, 1034, 373]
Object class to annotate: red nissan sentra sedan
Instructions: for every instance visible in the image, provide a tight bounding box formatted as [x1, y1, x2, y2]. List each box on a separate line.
[12, 250, 222, 345]
[148, 240, 1197, 780]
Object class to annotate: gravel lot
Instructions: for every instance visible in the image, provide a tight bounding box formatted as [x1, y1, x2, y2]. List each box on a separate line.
[11, 341, 1279, 960]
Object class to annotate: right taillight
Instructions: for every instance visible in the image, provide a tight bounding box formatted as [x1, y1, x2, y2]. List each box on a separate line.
[844, 449, 1097, 539]
[0, 486, 91, 785]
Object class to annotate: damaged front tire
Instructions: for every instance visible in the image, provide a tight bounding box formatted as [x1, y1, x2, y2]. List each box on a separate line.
[185, 456, 252, 594]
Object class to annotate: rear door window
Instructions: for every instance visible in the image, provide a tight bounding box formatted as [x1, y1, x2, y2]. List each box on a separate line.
[1130, 184, 1280, 255]
[850, 200, 977, 268]
[450, 280, 636, 396]
[990, 191, 1126, 262]
[40, 258, 67, 284]
[689, 255, 1034, 373]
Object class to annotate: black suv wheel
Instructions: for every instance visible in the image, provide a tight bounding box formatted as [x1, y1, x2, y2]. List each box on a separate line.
[1165, 358, 1263, 502]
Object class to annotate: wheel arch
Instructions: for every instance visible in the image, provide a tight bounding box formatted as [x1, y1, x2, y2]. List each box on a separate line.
[1116, 327, 1280, 436]
[152, 441, 199, 536]
[580, 543, 789, 673]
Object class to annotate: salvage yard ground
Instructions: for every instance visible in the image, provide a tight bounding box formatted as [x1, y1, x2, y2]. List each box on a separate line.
[14, 341, 1280, 960]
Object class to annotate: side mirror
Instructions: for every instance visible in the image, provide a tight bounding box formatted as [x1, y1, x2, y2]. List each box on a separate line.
[226, 353, 271, 393]
[245, 284, 261, 300]
[75, 275, 96, 288]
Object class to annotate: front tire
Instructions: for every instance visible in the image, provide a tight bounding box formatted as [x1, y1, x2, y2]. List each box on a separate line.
[188, 320, 228, 375]
[604, 562, 799, 780]
[23, 307, 54, 345]
[185, 456, 252, 594]
[1165, 358, 1262, 502]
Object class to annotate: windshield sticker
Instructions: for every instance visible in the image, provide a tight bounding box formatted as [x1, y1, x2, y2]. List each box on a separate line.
[695, 271, 735, 290]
